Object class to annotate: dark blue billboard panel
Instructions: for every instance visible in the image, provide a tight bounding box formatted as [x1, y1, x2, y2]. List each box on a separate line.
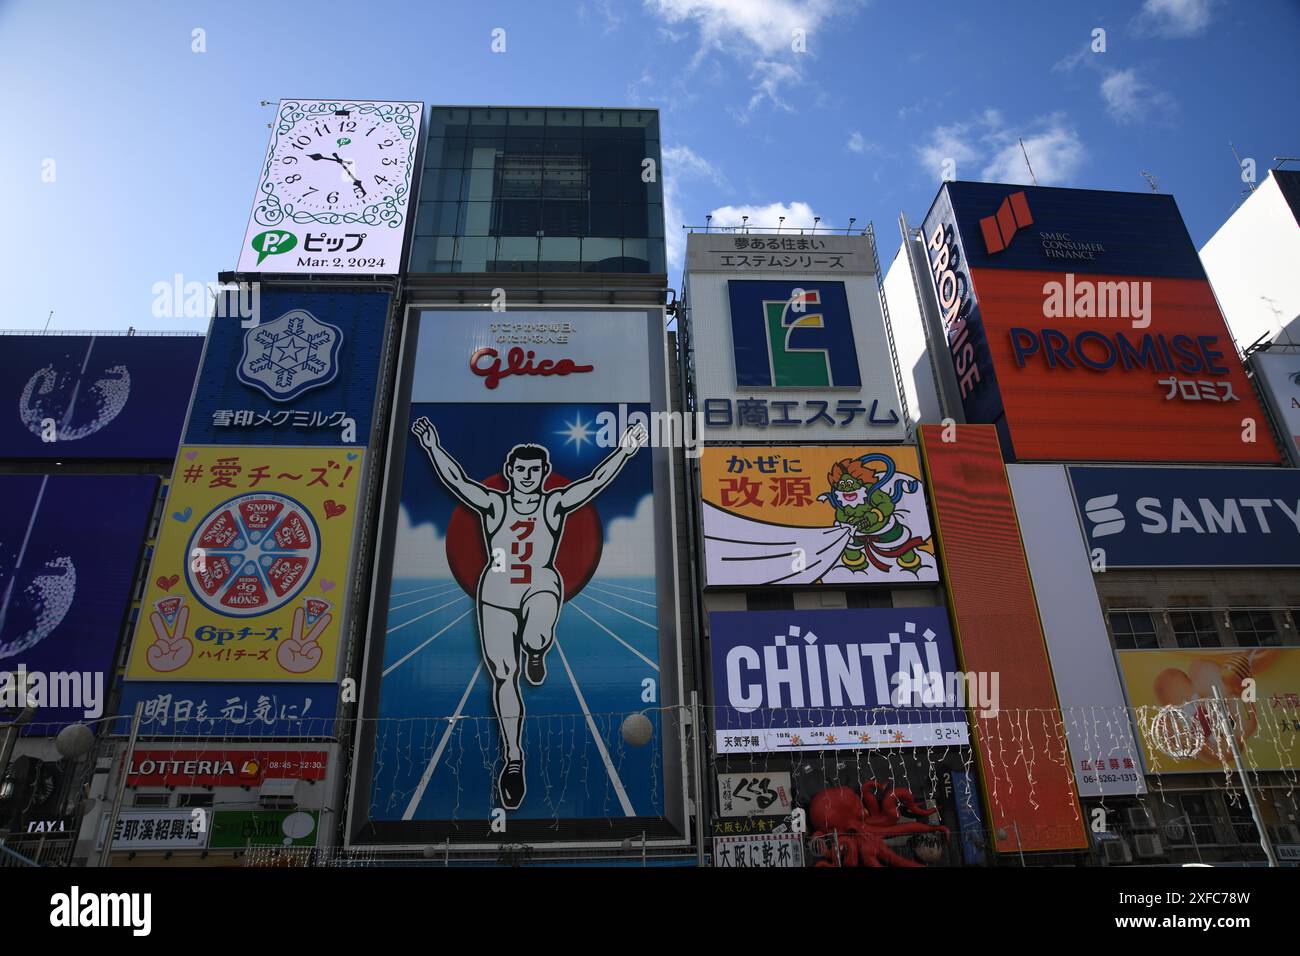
[0, 475, 158, 731]
[933, 182, 1205, 279]
[1069, 466, 1300, 568]
[185, 290, 391, 446]
[709, 608, 968, 753]
[0, 335, 202, 460]
[113, 681, 338, 737]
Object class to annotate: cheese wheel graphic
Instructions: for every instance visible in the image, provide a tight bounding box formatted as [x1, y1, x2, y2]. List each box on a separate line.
[184, 492, 321, 616]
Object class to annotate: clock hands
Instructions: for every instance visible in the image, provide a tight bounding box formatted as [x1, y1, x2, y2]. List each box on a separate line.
[305, 151, 366, 198]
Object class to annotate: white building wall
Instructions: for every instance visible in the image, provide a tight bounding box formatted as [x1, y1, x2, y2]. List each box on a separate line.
[1200, 171, 1300, 350]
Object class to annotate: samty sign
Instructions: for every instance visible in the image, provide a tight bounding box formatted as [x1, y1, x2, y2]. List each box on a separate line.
[1069, 465, 1300, 568]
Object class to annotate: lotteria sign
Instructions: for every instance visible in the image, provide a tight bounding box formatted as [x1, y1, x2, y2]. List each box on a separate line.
[921, 181, 1279, 464]
[1068, 466, 1300, 567]
[126, 749, 328, 787]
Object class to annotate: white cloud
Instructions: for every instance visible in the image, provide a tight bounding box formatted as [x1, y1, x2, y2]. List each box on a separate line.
[1134, 0, 1213, 37]
[915, 110, 999, 181]
[645, 0, 859, 119]
[982, 120, 1087, 186]
[740, 58, 801, 118]
[662, 144, 729, 275]
[916, 110, 1086, 187]
[705, 201, 825, 231]
[646, 0, 842, 57]
[591, 494, 656, 576]
[847, 130, 865, 153]
[1100, 68, 1177, 124]
[1052, 44, 1093, 73]
[663, 144, 726, 187]
[392, 504, 450, 578]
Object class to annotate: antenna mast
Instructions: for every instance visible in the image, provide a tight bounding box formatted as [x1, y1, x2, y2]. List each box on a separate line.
[1019, 137, 1038, 186]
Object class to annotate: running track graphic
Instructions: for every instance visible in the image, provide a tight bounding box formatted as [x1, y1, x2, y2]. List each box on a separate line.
[368, 576, 665, 822]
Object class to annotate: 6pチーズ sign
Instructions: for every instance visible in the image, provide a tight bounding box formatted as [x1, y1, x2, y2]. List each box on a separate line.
[125, 446, 363, 682]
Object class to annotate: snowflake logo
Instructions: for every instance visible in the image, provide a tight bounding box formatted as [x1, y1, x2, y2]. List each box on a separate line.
[237, 309, 344, 402]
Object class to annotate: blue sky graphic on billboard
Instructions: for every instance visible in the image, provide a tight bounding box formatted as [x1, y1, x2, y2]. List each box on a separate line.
[728, 280, 860, 388]
[937, 182, 1205, 279]
[709, 607, 968, 754]
[113, 681, 337, 737]
[0, 475, 157, 730]
[1068, 466, 1300, 568]
[357, 309, 680, 842]
[185, 290, 389, 445]
[0, 336, 201, 459]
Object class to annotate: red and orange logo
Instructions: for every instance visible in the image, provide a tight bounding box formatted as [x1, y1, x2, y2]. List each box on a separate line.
[979, 191, 1033, 254]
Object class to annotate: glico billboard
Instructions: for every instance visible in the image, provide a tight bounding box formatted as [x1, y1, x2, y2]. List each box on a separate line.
[921, 182, 1280, 464]
[348, 307, 687, 848]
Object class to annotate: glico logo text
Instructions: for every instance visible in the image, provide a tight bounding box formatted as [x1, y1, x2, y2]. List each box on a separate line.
[469, 346, 595, 390]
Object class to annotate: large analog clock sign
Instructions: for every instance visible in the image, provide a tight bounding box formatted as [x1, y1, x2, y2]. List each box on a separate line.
[237, 99, 423, 275]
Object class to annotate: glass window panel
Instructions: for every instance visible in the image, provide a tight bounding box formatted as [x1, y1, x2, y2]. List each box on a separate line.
[646, 202, 665, 238]
[422, 166, 464, 203]
[546, 109, 584, 129]
[545, 135, 583, 156]
[505, 108, 534, 127]
[456, 236, 495, 272]
[589, 203, 622, 237]
[1170, 610, 1219, 648]
[623, 201, 648, 238]
[620, 109, 657, 131]
[581, 237, 623, 271]
[467, 107, 506, 132]
[495, 236, 539, 266]
[584, 109, 622, 129]
[426, 137, 467, 170]
[646, 242, 666, 275]
[468, 144, 505, 168]
[622, 238, 649, 271]
[463, 201, 495, 236]
[541, 201, 585, 237]
[464, 165, 496, 201]
[427, 107, 470, 137]
[539, 236, 580, 268]
[495, 199, 541, 236]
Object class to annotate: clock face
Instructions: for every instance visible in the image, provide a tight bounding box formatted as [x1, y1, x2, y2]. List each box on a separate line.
[267, 110, 409, 214]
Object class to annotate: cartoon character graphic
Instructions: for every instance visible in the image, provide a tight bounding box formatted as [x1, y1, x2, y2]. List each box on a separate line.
[818, 454, 926, 575]
[411, 416, 646, 810]
[702, 449, 936, 585]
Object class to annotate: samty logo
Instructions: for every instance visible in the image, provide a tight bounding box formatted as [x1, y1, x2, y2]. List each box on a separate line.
[1083, 494, 1126, 537]
[980, 190, 1034, 254]
[727, 280, 861, 388]
[1083, 492, 1300, 539]
[237, 309, 343, 402]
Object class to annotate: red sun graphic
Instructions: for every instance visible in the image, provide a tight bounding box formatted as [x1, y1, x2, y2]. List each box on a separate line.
[444, 473, 603, 602]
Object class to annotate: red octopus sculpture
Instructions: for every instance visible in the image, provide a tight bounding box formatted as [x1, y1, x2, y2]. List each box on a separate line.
[808, 780, 949, 867]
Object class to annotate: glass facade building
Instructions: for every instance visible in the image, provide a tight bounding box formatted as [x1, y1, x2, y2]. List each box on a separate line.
[410, 106, 665, 275]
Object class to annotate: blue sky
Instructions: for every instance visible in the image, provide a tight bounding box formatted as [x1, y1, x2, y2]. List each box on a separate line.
[2, 0, 1297, 333]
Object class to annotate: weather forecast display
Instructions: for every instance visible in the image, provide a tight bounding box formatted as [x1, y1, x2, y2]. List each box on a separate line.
[0, 335, 202, 459]
[353, 308, 683, 844]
